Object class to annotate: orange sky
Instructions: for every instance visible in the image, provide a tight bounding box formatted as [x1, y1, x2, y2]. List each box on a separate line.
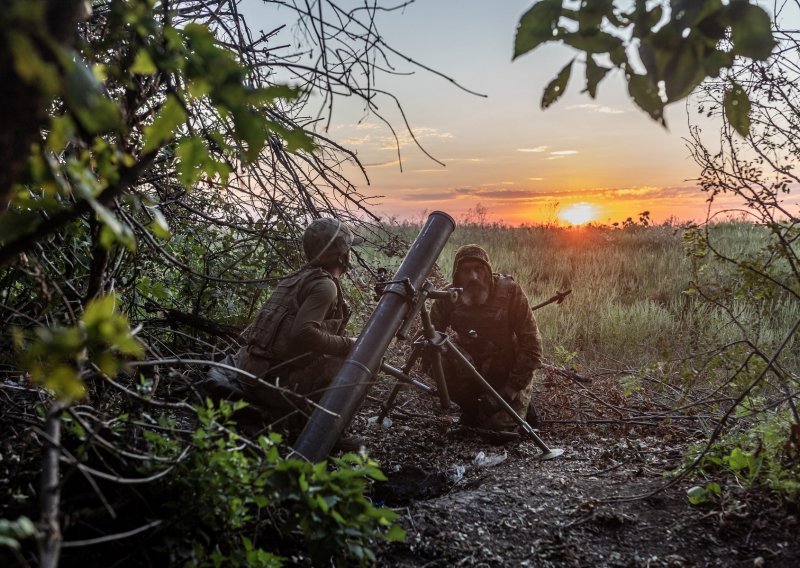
[275, 0, 798, 226]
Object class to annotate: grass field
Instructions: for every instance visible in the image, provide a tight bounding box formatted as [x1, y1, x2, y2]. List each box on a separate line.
[372, 220, 800, 377]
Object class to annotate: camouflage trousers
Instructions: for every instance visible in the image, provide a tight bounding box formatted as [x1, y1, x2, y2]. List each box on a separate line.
[440, 350, 534, 432]
[234, 349, 346, 435]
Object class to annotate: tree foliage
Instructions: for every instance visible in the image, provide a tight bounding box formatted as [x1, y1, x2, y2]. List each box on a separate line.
[0, 0, 424, 565]
[679, 0, 800, 496]
[515, 0, 776, 134]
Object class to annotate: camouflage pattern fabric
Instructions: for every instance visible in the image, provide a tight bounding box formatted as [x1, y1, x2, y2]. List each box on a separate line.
[431, 244, 542, 432]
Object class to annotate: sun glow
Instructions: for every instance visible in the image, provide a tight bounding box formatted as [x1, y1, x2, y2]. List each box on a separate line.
[558, 202, 600, 225]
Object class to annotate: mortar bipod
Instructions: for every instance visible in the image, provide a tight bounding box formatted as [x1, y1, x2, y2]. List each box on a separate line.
[377, 283, 453, 423]
[376, 284, 564, 460]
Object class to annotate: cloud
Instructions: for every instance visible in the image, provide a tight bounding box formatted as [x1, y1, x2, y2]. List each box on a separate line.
[383, 184, 704, 208]
[528, 177, 544, 181]
[477, 189, 542, 199]
[339, 135, 372, 146]
[547, 150, 579, 160]
[378, 127, 454, 150]
[364, 159, 400, 168]
[399, 191, 468, 202]
[517, 146, 548, 153]
[442, 157, 486, 163]
[567, 103, 625, 114]
[519, 185, 700, 201]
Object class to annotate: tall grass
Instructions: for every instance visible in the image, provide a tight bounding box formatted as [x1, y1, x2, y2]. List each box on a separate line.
[376, 221, 800, 374]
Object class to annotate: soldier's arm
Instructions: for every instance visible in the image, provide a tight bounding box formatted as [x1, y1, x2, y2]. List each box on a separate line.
[290, 278, 353, 356]
[508, 283, 543, 390]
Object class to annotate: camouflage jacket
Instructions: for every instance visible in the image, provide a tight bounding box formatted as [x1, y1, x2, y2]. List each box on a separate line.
[430, 274, 542, 390]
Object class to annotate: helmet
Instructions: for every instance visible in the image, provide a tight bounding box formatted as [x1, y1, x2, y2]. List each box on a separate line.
[302, 218, 364, 267]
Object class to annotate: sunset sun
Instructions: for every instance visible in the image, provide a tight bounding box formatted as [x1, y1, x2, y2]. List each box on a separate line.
[558, 202, 600, 225]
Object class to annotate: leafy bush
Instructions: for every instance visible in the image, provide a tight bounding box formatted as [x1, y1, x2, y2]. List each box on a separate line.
[151, 401, 404, 567]
[689, 410, 800, 497]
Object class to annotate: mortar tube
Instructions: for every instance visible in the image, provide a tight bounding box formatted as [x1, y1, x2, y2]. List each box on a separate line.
[290, 211, 456, 462]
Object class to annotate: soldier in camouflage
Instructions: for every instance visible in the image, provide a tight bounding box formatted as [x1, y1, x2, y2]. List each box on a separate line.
[206, 218, 362, 434]
[430, 244, 543, 432]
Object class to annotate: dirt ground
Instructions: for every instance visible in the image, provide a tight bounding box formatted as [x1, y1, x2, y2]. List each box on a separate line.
[351, 373, 800, 567]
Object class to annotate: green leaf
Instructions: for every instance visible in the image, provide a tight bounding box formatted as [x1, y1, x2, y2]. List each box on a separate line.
[724, 79, 751, 137]
[386, 524, 407, 542]
[130, 49, 158, 75]
[513, 0, 562, 59]
[82, 294, 117, 328]
[266, 123, 315, 154]
[232, 109, 267, 162]
[176, 136, 210, 187]
[728, 0, 776, 60]
[143, 94, 187, 153]
[663, 41, 706, 102]
[87, 199, 136, 250]
[627, 73, 665, 125]
[561, 31, 623, 54]
[726, 447, 750, 471]
[148, 207, 171, 240]
[687, 485, 706, 505]
[584, 56, 610, 98]
[64, 55, 122, 133]
[41, 364, 86, 401]
[8, 32, 60, 96]
[578, 0, 612, 33]
[253, 84, 304, 104]
[541, 59, 574, 109]
[46, 115, 76, 153]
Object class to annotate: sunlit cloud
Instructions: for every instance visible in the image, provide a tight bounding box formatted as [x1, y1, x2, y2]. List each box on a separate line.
[441, 157, 486, 163]
[547, 149, 578, 160]
[399, 190, 469, 202]
[478, 189, 542, 199]
[364, 159, 400, 168]
[339, 135, 372, 146]
[517, 146, 548, 153]
[528, 177, 544, 181]
[567, 103, 625, 114]
[378, 127, 454, 150]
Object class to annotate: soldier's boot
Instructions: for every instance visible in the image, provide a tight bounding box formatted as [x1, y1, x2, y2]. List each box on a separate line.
[526, 400, 540, 429]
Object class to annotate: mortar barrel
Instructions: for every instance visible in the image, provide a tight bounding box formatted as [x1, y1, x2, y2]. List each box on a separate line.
[291, 211, 456, 462]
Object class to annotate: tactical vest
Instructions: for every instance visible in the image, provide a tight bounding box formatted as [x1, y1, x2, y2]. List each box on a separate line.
[242, 266, 347, 363]
[449, 275, 518, 377]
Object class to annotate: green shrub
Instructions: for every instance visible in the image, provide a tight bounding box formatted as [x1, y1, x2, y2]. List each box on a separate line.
[154, 400, 404, 567]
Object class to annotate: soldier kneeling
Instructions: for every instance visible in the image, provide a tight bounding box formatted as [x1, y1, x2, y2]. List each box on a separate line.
[202, 218, 362, 445]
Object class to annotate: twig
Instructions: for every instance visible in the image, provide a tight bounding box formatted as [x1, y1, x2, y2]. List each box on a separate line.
[541, 363, 591, 384]
[61, 520, 163, 548]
